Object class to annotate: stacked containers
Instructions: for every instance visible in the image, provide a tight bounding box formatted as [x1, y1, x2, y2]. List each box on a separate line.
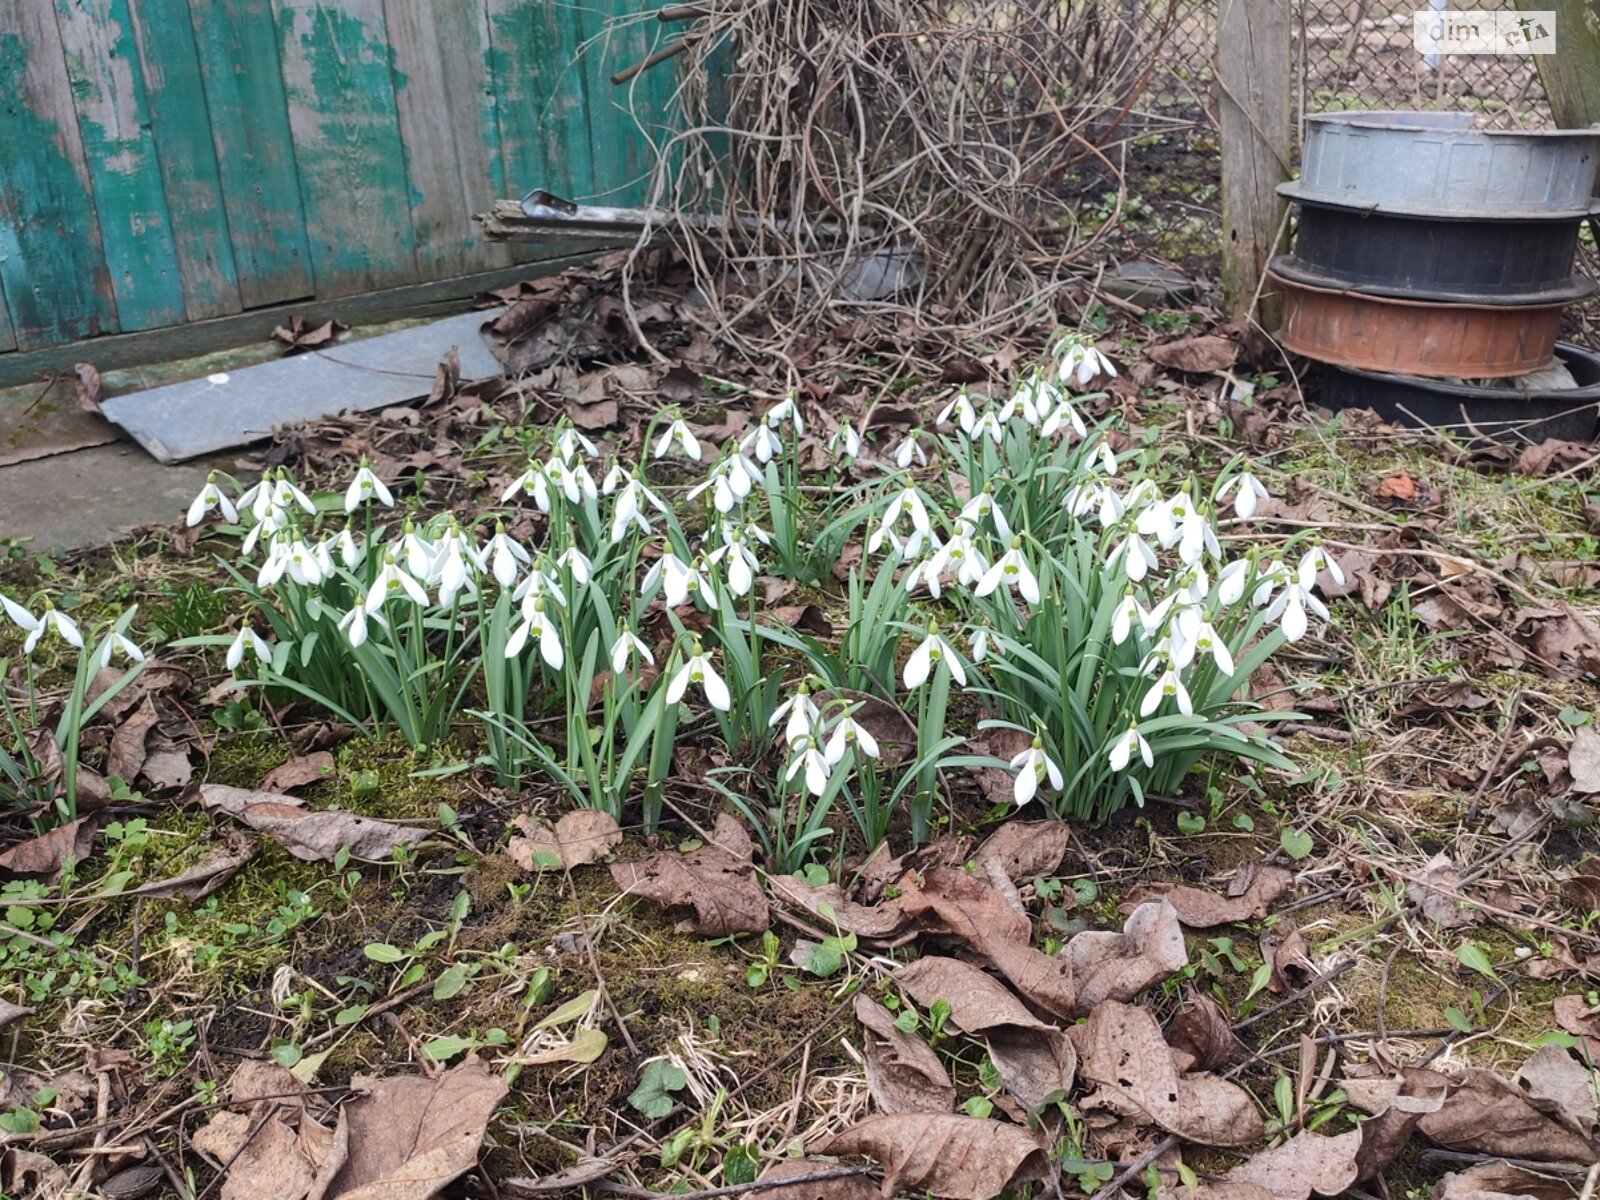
[1269, 112, 1600, 388]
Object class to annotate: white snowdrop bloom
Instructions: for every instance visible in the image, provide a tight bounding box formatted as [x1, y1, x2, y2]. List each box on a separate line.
[610, 630, 654, 674]
[1217, 559, 1253, 607]
[880, 487, 932, 538]
[506, 599, 564, 669]
[1135, 492, 1178, 546]
[1175, 614, 1235, 675]
[239, 507, 286, 557]
[343, 462, 393, 513]
[1108, 723, 1153, 772]
[828, 424, 861, 459]
[1111, 590, 1142, 646]
[1175, 506, 1220, 567]
[568, 460, 600, 504]
[936, 391, 978, 434]
[666, 642, 731, 711]
[1, 593, 37, 633]
[257, 538, 291, 589]
[338, 599, 386, 649]
[1140, 668, 1194, 718]
[366, 556, 429, 611]
[975, 537, 1041, 605]
[1062, 482, 1099, 520]
[486, 524, 529, 588]
[333, 528, 362, 571]
[741, 423, 783, 464]
[923, 523, 989, 592]
[1141, 592, 1178, 639]
[1009, 736, 1063, 806]
[687, 458, 752, 515]
[901, 554, 945, 598]
[765, 396, 804, 436]
[892, 435, 928, 469]
[557, 545, 592, 586]
[225, 626, 271, 672]
[969, 409, 1006, 445]
[1250, 560, 1291, 609]
[1040, 399, 1087, 440]
[272, 472, 316, 517]
[611, 476, 669, 542]
[641, 552, 701, 608]
[501, 460, 552, 511]
[1097, 486, 1126, 527]
[434, 526, 480, 605]
[1297, 544, 1344, 590]
[785, 736, 832, 797]
[1110, 532, 1158, 583]
[187, 473, 238, 527]
[22, 606, 82, 656]
[969, 627, 1001, 663]
[1266, 580, 1330, 643]
[824, 714, 880, 765]
[708, 531, 760, 597]
[95, 631, 144, 670]
[1219, 471, 1269, 520]
[1093, 440, 1119, 477]
[395, 522, 437, 582]
[556, 426, 599, 462]
[282, 536, 325, 587]
[542, 456, 588, 506]
[1003, 373, 1056, 427]
[601, 460, 629, 494]
[904, 627, 965, 689]
[959, 489, 1012, 542]
[513, 559, 568, 609]
[770, 686, 820, 746]
[1057, 337, 1118, 389]
[653, 416, 702, 461]
[1178, 565, 1211, 607]
[311, 538, 337, 582]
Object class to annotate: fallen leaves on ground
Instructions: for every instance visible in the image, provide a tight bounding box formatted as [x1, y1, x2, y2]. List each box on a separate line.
[124, 828, 257, 900]
[1125, 864, 1290, 928]
[507, 810, 622, 871]
[261, 752, 337, 793]
[1407, 853, 1478, 928]
[1223, 1129, 1361, 1200]
[810, 1113, 1046, 1200]
[1417, 1065, 1597, 1163]
[1569, 726, 1600, 794]
[1146, 335, 1236, 374]
[199, 784, 427, 863]
[1165, 991, 1241, 1073]
[0, 816, 96, 880]
[275, 315, 349, 354]
[193, 1060, 333, 1200]
[1431, 1161, 1580, 1199]
[610, 813, 768, 935]
[748, 1160, 881, 1200]
[853, 994, 955, 1114]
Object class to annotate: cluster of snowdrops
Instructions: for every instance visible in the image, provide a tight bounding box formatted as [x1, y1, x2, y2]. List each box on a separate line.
[3, 336, 1340, 862]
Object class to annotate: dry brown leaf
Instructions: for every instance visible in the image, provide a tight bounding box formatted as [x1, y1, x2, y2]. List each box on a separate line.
[1073, 1000, 1265, 1147]
[610, 814, 768, 936]
[306, 1056, 507, 1200]
[1554, 995, 1600, 1061]
[1407, 853, 1478, 929]
[770, 604, 835, 638]
[194, 1061, 331, 1200]
[107, 696, 159, 784]
[142, 748, 193, 791]
[898, 866, 1032, 947]
[895, 956, 1076, 1109]
[770, 874, 910, 940]
[1563, 859, 1600, 913]
[853, 994, 956, 1114]
[1341, 1067, 1449, 1183]
[0, 816, 96, 880]
[810, 1113, 1046, 1200]
[1516, 1044, 1598, 1140]
[1431, 1161, 1579, 1199]
[1146, 335, 1236, 374]
[1418, 1067, 1596, 1163]
[507, 810, 622, 871]
[1570, 727, 1600, 794]
[1224, 1130, 1361, 1199]
[1126, 866, 1290, 928]
[200, 785, 427, 863]
[1063, 899, 1188, 1013]
[4, 1148, 71, 1197]
[0, 1001, 33, 1032]
[972, 819, 1070, 885]
[261, 752, 337, 794]
[748, 1159, 882, 1200]
[1166, 991, 1241, 1074]
[125, 829, 257, 901]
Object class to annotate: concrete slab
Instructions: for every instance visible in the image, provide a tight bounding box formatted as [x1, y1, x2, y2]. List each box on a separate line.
[0, 377, 119, 467]
[100, 311, 502, 463]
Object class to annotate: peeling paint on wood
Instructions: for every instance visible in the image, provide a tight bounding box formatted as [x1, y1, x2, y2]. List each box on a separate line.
[126, 0, 244, 322]
[0, 3, 118, 348]
[0, 283, 15, 353]
[383, 0, 512, 278]
[272, 0, 419, 297]
[187, 0, 313, 310]
[54, 0, 187, 332]
[487, 0, 593, 203]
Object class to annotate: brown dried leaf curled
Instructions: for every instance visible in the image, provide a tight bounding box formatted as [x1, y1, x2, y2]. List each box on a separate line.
[610, 815, 768, 936]
[199, 785, 427, 863]
[1224, 1130, 1361, 1200]
[810, 1113, 1046, 1200]
[507, 810, 622, 871]
[853, 994, 956, 1114]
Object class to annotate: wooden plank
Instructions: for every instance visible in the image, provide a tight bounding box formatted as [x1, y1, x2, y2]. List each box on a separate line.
[126, 0, 243, 321]
[101, 310, 505, 461]
[1218, 0, 1291, 330]
[0, 249, 591, 388]
[272, 0, 419, 297]
[53, 0, 187, 332]
[383, 0, 512, 278]
[578, 0, 672, 205]
[486, 0, 593, 202]
[186, 0, 314, 309]
[1520, 0, 1600, 127]
[0, 279, 16, 352]
[0, 1, 119, 348]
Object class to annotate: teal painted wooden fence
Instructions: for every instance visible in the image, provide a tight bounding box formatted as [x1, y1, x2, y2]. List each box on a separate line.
[0, 0, 680, 353]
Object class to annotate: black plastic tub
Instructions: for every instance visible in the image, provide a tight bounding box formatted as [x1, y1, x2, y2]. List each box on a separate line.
[1283, 199, 1595, 304]
[1319, 341, 1600, 445]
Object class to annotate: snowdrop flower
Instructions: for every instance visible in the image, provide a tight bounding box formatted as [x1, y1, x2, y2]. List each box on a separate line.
[333, 528, 362, 571]
[1108, 723, 1154, 772]
[271, 471, 316, 517]
[1217, 558, 1253, 607]
[397, 521, 438, 583]
[555, 425, 599, 462]
[968, 408, 1006, 445]
[224, 626, 271, 672]
[868, 487, 933, 559]
[666, 640, 730, 711]
[1110, 531, 1158, 583]
[366, 555, 429, 611]
[610, 630, 654, 675]
[601, 460, 629, 495]
[1009, 735, 1063, 806]
[918, 523, 988, 595]
[1, 593, 37, 633]
[642, 552, 708, 609]
[976, 536, 1041, 605]
[20, 606, 80, 656]
[284, 536, 325, 587]
[828, 424, 861, 459]
[904, 625, 966, 689]
[434, 524, 480, 605]
[892, 434, 929, 469]
[237, 476, 276, 523]
[1056, 335, 1118, 389]
[487, 523, 529, 588]
[612, 475, 669, 541]
[969, 627, 1002, 664]
[771, 684, 821, 746]
[1003, 373, 1056, 426]
[1040, 398, 1087, 440]
[1265, 580, 1329, 643]
[1218, 471, 1268, 520]
[1177, 565, 1210, 607]
[1297, 544, 1344, 590]
[187, 472, 238, 526]
[311, 538, 337, 582]
[338, 599, 386, 649]
[1170, 611, 1234, 674]
[557, 545, 592, 586]
[653, 414, 702, 461]
[506, 599, 563, 669]
[824, 713, 880, 765]
[95, 631, 144, 670]
[501, 459, 552, 511]
[687, 457, 754, 514]
[343, 460, 393, 513]
[785, 736, 832, 797]
[1250, 560, 1291, 609]
[1092, 440, 1119, 477]
[959, 488, 1012, 542]
[741, 423, 783, 465]
[513, 558, 567, 608]
[1111, 590, 1142, 646]
[1140, 667, 1193, 717]
[936, 391, 978, 435]
[543, 455, 595, 506]
[257, 538, 291, 589]
[765, 395, 804, 436]
[708, 529, 760, 596]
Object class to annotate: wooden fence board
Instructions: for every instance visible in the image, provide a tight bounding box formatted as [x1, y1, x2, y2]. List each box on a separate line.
[273, 0, 419, 297]
[0, 280, 17, 353]
[577, 0, 659, 205]
[487, 0, 593, 202]
[0, 0, 118, 348]
[383, 0, 511, 278]
[186, 0, 313, 309]
[127, 0, 243, 321]
[53, 0, 186, 332]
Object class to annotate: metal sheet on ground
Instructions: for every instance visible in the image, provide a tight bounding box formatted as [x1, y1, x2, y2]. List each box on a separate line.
[99, 311, 501, 463]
